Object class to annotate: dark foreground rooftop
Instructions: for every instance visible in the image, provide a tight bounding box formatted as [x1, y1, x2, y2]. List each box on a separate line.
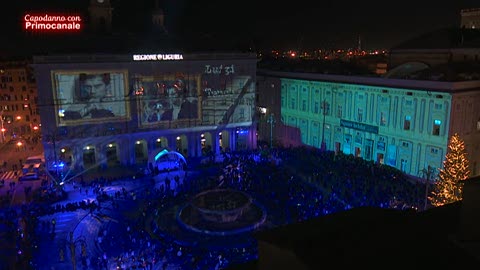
[226, 177, 480, 269]
[226, 201, 479, 269]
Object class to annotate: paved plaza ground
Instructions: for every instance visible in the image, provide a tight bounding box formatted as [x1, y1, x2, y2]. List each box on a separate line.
[1, 148, 438, 270]
[26, 169, 189, 270]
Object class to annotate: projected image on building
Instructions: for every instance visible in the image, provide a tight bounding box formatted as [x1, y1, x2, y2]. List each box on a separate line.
[137, 74, 201, 126]
[52, 71, 130, 125]
[137, 65, 255, 127]
[201, 72, 255, 126]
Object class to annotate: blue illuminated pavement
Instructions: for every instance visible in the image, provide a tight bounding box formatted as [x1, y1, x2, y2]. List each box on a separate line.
[32, 170, 187, 270]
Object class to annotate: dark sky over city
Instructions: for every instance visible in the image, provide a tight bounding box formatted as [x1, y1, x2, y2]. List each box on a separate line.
[2, 0, 480, 50]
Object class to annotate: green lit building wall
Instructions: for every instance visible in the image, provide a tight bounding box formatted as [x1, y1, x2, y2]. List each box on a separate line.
[280, 78, 451, 177]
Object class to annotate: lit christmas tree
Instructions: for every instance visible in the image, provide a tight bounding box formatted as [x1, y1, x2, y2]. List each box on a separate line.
[429, 133, 470, 207]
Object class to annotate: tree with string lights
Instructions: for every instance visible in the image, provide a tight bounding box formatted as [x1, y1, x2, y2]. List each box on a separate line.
[429, 133, 470, 207]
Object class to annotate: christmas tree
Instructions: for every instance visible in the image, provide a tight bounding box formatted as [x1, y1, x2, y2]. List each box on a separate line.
[429, 133, 470, 207]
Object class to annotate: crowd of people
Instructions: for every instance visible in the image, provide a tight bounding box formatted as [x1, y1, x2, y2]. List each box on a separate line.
[0, 146, 427, 269]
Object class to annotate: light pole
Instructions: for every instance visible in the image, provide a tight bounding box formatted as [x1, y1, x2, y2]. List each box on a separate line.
[320, 99, 328, 151]
[0, 125, 5, 144]
[420, 165, 435, 211]
[0, 112, 5, 143]
[44, 129, 61, 186]
[267, 113, 275, 148]
[52, 134, 58, 177]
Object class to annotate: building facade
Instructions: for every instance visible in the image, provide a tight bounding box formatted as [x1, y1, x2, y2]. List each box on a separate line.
[0, 61, 40, 144]
[32, 53, 257, 172]
[257, 70, 480, 178]
[461, 8, 480, 29]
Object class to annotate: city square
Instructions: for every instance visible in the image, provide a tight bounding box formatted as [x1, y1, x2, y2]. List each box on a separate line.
[1, 1, 480, 269]
[1, 145, 430, 269]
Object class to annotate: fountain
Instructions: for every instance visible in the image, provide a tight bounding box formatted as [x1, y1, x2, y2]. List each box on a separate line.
[177, 189, 266, 236]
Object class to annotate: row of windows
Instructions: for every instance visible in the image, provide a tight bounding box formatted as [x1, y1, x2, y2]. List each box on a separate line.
[2, 114, 36, 122]
[402, 116, 442, 135]
[1, 105, 39, 115]
[0, 75, 27, 83]
[288, 95, 444, 117]
[284, 88, 450, 136]
[0, 85, 29, 92]
[0, 93, 33, 101]
[1, 104, 32, 111]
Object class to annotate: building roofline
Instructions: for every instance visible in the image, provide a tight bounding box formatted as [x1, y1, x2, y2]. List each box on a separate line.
[257, 69, 480, 93]
[31, 52, 257, 64]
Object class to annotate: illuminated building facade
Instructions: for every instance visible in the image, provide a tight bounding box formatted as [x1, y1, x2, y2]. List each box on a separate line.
[32, 53, 257, 171]
[0, 61, 39, 143]
[461, 8, 480, 29]
[257, 70, 480, 177]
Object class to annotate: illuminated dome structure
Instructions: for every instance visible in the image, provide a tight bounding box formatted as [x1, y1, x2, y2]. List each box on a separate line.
[153, 149, 186, 172]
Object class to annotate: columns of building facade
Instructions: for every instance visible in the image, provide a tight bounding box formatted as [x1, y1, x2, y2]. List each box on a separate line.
[229, 129, 237, 151]
[196, 133, 203, 157]
[212, 131, 219, 156]
[96, 143, 107, 169]
[120, 136, 136, 166]
[167, 135, 177, 152]
[72, 145, 84, 171]
[249, 126, 257, 150]
[187, 133, 200, 157]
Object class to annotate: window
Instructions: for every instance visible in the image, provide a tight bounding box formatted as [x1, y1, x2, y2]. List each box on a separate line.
[355, 133, 362, 144]
[380, 112, 387, 126]
[433, 120, 441, 136]
[322, 102, 330, 115]
[404, 115, 411, 130]
[357, 108, 363, 122]
[313, 101, 319, 114]
[431, 147, 439, 154]
[290, 97, 296, 109]
[377, 141, 385, 151]
[337, 105, 342, 118]
[239, 108, 245, 120]
[434, 103, 442, 110]
[302, 100, 307, 111]
[401, 159, 407, 172]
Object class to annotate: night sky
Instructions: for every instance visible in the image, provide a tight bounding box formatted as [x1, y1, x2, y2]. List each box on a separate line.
[2, 0, 479, 50]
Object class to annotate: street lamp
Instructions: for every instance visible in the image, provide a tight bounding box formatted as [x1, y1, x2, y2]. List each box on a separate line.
[267, 113, 276, 148]
[0, 112, 5, 143]
[0, 128, 5, 144]
[420, 165, 436, 211]
[17, 141, 23, 151]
